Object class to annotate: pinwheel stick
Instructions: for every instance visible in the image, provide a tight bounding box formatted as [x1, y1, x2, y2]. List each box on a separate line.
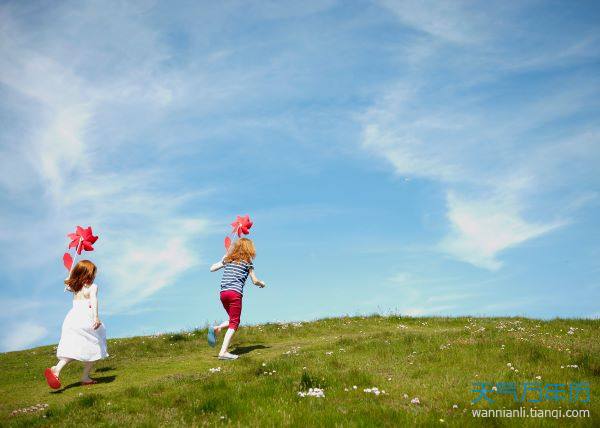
[69, 238, 83, 275]
[64, 237, 83, 292]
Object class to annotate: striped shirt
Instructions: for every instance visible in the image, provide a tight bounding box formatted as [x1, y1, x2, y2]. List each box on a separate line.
[220, 260, 254, 295]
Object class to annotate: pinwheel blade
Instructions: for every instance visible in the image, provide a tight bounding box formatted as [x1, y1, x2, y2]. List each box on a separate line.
[63, 253, 73, 271]
[81, 241, 94, 252]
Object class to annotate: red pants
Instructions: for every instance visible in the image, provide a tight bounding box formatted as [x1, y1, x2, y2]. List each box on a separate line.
[220, 290, 243, 330]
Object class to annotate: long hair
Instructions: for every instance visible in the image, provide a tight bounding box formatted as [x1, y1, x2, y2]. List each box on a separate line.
[64, 260, 97, 292]
[224, 238, 256, 264]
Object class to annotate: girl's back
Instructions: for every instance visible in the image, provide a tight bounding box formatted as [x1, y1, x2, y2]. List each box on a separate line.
[221, 261, 253, 295]
[72, 284, 93, 300]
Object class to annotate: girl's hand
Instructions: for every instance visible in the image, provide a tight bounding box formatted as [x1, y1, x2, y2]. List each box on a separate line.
[92, 318, 102, 330]
[256, 280, 266, 288]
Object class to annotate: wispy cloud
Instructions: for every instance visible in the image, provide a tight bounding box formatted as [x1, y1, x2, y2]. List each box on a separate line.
[439, 192, 565, 270]
[1, 322, 47, 351]
[0, 2, 211, 319]
[378, 0, 500, 45]
[362, 1, 599, 270]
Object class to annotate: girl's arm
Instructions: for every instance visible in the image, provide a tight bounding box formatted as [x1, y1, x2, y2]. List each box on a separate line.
[249, 268, 266, 288]
[210, 247, 233, 272]
[89, 283, 102, 330]
[210, 257, 227, 272]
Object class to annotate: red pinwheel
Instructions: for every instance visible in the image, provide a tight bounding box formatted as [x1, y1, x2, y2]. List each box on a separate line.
[231, 215, 253, 237]
[68, 226, 98, 254]
[224, 215, 253, 249]
[63, 226, 99, 271]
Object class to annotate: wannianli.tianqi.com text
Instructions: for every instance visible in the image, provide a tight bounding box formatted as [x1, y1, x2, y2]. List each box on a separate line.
[471, 408, 591, 419]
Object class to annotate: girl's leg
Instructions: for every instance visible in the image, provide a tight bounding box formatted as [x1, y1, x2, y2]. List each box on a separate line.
[81, 362, 94, 382]
[218, 292, 242, 357]
[219, 328, 236, 356]
[213, 320, 229, 334]
[52, 357, 73, 376]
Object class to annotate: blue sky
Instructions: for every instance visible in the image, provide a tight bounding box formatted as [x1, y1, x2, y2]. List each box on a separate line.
[1, 0, 599, 351]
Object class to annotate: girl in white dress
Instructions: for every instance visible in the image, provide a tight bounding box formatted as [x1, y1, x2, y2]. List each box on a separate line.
[44, 260, 108, 389]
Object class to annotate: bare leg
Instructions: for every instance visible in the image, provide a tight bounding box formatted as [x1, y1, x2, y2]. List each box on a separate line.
[213, 320, 229, 334]
[81, 362, 94, 382]
[218, 328, 237, 357]
[52, 358, 73, 377]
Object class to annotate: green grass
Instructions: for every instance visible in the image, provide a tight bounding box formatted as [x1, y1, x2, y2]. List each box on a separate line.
[0, 316, 598, 426]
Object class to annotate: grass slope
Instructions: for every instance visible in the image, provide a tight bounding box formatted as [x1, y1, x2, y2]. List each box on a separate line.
[0, 316, 598, 427]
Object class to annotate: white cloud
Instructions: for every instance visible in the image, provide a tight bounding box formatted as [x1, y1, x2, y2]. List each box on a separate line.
[0, 299, 45, 319]
[439, 192, 565, 270]
[387, 272, 412, 286]
[378, 0, 500, 45]
[361, 84, 576, 269]
[403, 305, 454, 316]
[0, 3, 211, 312]
[103, 218, 209, 313]
[362, 2, 599, 270]
[2, 322, 48, 352]
[248, 0, 337, 20]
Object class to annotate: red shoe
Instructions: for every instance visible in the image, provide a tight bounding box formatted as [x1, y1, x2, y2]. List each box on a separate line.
[81, 379, 97, 386]
[44, 368, 61, 389]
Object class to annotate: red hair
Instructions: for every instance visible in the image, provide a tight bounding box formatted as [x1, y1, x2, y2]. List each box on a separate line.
[64, 260, 97, 292]
[224, 238, 256, 264]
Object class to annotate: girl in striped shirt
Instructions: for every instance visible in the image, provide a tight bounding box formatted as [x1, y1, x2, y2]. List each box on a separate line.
[207, 238, 266, 360]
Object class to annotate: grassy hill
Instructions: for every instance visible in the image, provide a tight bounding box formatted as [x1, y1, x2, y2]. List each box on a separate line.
[0, 315, 598, 427]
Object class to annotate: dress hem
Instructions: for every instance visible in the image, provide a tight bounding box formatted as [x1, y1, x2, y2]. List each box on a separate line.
[56, 353, 109, 362]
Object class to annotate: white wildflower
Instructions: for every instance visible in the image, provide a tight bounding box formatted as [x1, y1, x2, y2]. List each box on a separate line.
[298, 387, 325, 398]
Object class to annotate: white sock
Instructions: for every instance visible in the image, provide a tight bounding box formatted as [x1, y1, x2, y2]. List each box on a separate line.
[214, 321, 229, 332]
[219, 328, 236, 355]
[54, 358, 72, 376]
[82, 362, 94, 380]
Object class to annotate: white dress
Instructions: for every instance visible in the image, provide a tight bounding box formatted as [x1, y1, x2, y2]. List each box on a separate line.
[56, 291, 108, 362]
